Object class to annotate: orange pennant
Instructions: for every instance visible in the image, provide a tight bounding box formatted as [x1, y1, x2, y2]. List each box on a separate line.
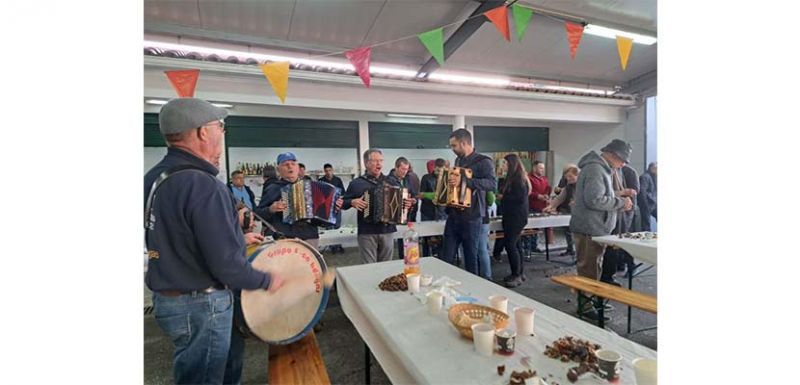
[165, 69, 200, 97]
[564, 22, 585, 60]
[260, 62, 290, 104]
[485, 6, 510, 41]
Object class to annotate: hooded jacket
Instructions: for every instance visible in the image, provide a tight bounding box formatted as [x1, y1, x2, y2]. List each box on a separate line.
[569, 151, 626, 236]
[254, 178, 320, 240]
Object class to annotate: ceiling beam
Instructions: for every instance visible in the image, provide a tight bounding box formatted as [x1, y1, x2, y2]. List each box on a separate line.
[415, 0, 506, 79]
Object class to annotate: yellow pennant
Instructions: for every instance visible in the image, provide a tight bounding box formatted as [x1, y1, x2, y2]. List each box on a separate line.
[616, 36, 633, 71]
[260, 62, 290, 103]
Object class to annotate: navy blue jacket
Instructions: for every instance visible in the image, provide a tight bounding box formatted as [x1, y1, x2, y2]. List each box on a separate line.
[254, 179, 320, 240]
[420, 172, 447, 221]
[144, 148, 272, 292]
[447, 151, 497, 221]
[342, 173, 399, 234]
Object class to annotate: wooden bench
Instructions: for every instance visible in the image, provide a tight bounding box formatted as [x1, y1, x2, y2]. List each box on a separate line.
[551, 274, 657, 332]
[268, 331, 331, 385]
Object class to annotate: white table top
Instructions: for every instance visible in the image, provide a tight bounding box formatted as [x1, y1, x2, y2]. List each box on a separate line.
[318, 215, 571, 247]
[592, 233, 658, 265]
[336, 257, 656, 385]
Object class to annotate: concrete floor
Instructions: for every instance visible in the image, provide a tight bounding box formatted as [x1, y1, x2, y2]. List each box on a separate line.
[144, 235, 657, 384]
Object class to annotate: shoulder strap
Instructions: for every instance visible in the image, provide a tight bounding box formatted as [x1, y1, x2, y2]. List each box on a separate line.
[144, 164, 208, 231]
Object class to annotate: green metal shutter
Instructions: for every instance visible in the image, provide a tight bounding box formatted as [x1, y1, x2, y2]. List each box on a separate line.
[144, 113, 166, 147]
[225, 117, 358, 148]
[473, 126, 549, 152]
[368, 122, 452, 149]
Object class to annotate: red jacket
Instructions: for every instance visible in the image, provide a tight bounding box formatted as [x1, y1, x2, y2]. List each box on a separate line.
[528, 173, 551, 211]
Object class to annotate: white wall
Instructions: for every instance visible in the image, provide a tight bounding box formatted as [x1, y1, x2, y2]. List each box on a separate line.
[144, 147, 167, 174]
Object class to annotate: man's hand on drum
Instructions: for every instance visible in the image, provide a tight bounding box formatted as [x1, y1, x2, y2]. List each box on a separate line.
[335, 197, 344, 211]
[351, 197, 367, 211]
[269, 200, 288, 213]
[244, 232, 264, 246]
[267, 273, 284, 292]
[403, 197, 415, 210]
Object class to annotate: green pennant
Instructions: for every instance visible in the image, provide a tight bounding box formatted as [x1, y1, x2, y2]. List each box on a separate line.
[418, 28, 445, 66]
[512, 4, 534, 42]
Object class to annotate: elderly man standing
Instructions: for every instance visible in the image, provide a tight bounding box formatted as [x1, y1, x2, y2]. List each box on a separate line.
[144, 98, 284, 384]
[255, 153, 342, 248]
[343, 149, 415, 264]
[570, 139, 634, 282]
[229, 170, 256, 210]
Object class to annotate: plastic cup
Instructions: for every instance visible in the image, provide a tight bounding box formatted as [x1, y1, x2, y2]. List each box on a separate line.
[633, 358, 657, 385]
[421, 274, 433, 286]
[471, 323, 495, 357]
[513, 307, 535, 336]
[488, 295, 508, 314]
[427, 292, 444, 315]
[406, 273, 420, 293]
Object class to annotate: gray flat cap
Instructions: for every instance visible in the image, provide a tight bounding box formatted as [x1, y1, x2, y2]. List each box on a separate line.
[158, 98, 228, 135]
[601, 139, 632, 164]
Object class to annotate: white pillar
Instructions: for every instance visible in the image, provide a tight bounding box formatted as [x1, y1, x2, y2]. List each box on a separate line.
[454, 115, 466, 130]
[219, 133, 228, 183]
[358, 119, 370, 175]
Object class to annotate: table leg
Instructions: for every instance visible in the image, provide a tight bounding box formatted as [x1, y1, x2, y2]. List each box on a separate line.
[365, 343, 371, 385]
[627, 263, 636, 334]
[544, 228, 551, 261]
[397, 239, 404, 261]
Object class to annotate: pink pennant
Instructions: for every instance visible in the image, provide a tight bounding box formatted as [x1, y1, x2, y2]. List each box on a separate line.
[345, 47, 372, 88]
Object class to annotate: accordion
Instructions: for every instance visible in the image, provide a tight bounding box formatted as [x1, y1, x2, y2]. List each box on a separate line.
[281, 180, 341, 226]
[433, 166, 473, 209]
[362, 183, 409, 225]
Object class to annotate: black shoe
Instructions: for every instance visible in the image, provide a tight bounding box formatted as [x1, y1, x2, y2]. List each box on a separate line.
[504, 276, 523, 288]
[492, 254, 503, 263]
[503, 274, 516, 282]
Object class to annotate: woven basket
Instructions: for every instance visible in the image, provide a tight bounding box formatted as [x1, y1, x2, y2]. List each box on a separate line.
[448, 303, 509, 340]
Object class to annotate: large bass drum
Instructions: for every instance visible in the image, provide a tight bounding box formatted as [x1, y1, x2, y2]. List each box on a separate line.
[234, 239, 330, 345]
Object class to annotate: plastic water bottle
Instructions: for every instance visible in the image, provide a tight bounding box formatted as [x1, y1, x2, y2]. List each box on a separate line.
[403, 223, 420, 275]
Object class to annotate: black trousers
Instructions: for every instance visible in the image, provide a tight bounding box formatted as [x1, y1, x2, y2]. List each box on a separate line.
[503, 221, 526, 277]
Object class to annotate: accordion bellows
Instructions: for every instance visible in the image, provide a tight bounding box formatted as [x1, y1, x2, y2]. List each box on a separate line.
[281, 180, 341, 226]
[433, 166, 473, 209]
[363, 184, 409, 225]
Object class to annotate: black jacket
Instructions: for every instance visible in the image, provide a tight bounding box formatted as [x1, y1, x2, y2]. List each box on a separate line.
[254, 179, 320, 240]
[501, 176, 530, 228]
[420, 172, 447, 221]
[318, 175, 346, 192]
[144, 147, 271, 292]
[342, 173, 400, 234]
[447, 151, 497, 221]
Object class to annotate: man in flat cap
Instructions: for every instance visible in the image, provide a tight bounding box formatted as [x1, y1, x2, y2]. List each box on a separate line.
[144, 98, 286, 384]
[570, 139, 634, 290]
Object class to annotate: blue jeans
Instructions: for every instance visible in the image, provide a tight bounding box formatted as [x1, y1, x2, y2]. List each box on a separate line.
[153, 289, 244, 385]
[477, 223, 492, 279]
[440, 217, 482, 275]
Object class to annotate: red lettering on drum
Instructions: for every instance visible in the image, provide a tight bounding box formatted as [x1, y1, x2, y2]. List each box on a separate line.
[314, 278, 321, 293]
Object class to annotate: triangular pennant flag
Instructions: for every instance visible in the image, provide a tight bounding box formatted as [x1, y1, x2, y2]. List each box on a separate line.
[418, 28, 445, 66]
[484, 6, 510, 41]
[511, 4, 534, 42]
[616, 36, 633, 71]
[259, 62, 290, 103]
[564, 22, 585, 59]
[345, 47, 372, 88]
[164, 69, 200, 97]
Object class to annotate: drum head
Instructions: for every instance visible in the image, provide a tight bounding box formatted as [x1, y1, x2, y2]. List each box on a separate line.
[241, 239, 329, 344]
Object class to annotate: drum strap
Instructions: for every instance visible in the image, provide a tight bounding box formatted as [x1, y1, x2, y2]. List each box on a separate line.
[144, 165, 208, 249]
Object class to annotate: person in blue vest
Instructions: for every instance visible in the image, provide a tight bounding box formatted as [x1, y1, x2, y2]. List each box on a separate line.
[439, 129, 497, 276]
[144, 98, 295, 384]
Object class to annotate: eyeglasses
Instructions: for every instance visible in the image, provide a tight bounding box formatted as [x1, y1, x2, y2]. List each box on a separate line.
[199, 120, 226, 133]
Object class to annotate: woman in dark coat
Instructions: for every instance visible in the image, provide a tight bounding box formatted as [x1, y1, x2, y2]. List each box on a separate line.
[500, 154, 532, 288]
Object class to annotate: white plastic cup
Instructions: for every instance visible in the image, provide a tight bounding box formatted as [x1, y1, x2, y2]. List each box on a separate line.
[513, 307, 535, 336]
[421, 274, 433, 286]
[427, 292, 444, 315]
[471, 323, 495, 357]
[633, 358, 657, 385]
[406, 273, 420, 293]
[488, 295, 508, 314]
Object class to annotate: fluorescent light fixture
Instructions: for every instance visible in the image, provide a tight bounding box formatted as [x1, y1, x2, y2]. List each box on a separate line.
[386, 113, 438, 120]
[429, 73, 510, 87]
[538, 85, 611, 95]
[146, 99, 234, 108]
[584, 24, 657, 45]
